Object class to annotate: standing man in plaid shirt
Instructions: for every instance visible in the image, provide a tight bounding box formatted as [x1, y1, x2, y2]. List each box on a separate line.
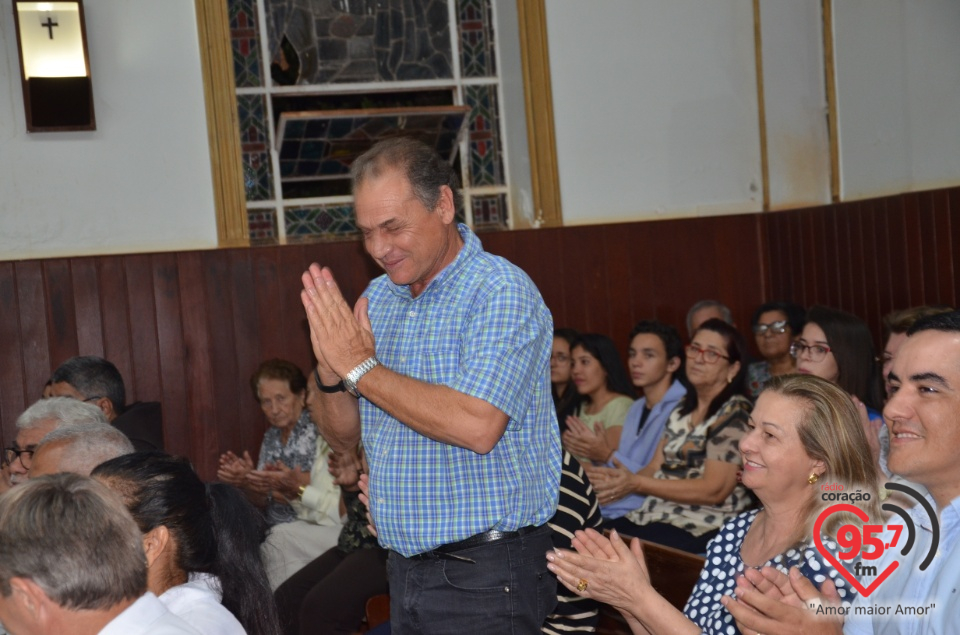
[299, 137, 562, 634]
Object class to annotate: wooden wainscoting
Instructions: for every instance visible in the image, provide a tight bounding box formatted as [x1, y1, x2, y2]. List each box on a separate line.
[1, 185, 957, 477]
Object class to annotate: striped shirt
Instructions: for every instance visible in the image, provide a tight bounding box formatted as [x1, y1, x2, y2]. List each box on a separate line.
[361, 223, 562, 557]
[545, 452, 603, 634]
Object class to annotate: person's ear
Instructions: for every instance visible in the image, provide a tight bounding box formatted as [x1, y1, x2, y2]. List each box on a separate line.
[666, 356, 682, 373]
[435, 185, 456, 224]
[142, 525, 172, 567]
[94, 397, 117, 420]
[727, 361, 741, 383]
[10, 577, 50, 622]
[810, 459, 826, 478]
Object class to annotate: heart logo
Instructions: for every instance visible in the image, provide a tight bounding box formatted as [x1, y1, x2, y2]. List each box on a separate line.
[813, 503, 899, 597]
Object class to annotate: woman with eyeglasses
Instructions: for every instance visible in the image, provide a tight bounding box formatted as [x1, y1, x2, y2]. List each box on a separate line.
[601, 318, 751, 553]
[552, 328, 581, 430]
[745, 301, 806, 398]
[792, 306, 883, 412]
[792, 305, 885, 472]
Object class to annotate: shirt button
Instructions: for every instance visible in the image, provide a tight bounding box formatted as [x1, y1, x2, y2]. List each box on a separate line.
[378, 497, 385, 504]
[408, 309, 416, 317]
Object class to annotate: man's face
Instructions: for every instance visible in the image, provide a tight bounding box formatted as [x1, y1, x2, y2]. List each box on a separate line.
[28, 441, 69, 479]
[8, 421, 57, 485]
[884, 329, 960, 502]
[355, 169, 457, 297]
[627, 333, 675, 392]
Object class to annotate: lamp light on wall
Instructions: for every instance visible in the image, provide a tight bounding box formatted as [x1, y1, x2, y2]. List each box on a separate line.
[13, 1, 95, 132]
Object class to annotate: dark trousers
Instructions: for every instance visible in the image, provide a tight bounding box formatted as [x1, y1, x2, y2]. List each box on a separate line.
[603, 518, 718, 554]
[274, 546, 388, 635]
[387, 525, 556, 635]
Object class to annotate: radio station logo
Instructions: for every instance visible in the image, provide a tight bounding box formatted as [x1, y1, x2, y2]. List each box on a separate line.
[813, 482, 939, 598]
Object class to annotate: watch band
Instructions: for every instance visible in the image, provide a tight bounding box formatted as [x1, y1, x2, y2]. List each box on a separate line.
[343, 357, 380, 397]
[313, 367, 345, 394]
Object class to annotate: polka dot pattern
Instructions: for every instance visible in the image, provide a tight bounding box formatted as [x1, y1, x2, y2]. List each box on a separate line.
[682, 509, 855, 634]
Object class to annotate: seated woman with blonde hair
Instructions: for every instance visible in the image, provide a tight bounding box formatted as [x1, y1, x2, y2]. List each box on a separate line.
[546, 374, 883, 635]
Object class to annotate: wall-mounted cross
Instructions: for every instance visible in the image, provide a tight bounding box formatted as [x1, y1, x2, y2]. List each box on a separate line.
[41, 16, 58, 39]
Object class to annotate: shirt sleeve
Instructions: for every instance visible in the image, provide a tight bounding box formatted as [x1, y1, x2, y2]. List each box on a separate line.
[599, 396, 634, 430]
[293, 439, 341, 526]
[705, 398, 750, 465]
[445, 277, 550, 423]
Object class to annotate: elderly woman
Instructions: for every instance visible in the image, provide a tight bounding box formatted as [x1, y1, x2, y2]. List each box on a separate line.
[94, 452, 282, 635]
[746, 301, 806, 398]
[546, 374, 882, 635]
[596, 319, 751, 552]
[217, 359, 318, 524]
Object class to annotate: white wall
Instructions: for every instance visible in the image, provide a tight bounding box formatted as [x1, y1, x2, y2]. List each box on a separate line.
[546, 0, 763, 225]
[545, 0, 960, 225]
[833, 0, 960, 200]
[759, 0, 831, 209]
[0, 1, 217, 261]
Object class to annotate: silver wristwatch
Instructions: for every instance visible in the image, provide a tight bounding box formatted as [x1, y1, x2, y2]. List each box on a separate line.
[343, 356, 380, 397]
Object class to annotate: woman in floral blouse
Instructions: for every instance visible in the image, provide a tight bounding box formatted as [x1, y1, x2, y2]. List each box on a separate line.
[217, 359, 318, 525]
[600, 319, 752, 553]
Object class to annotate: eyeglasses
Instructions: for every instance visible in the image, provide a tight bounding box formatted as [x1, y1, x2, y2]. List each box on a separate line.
[753, 320, 788, 336]
[3, 447, 35, 468]
[790, 341, 832, 362]
[685, 345, 729, 364]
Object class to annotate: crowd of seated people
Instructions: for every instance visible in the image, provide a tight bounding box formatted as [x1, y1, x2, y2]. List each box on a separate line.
[2, 299, 957, 635]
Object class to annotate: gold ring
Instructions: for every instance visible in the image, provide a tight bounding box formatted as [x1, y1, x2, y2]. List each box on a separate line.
[576, 578, 588, 593]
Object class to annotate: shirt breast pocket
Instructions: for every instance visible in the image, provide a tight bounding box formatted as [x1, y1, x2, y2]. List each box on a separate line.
[421, 349, 461, 385]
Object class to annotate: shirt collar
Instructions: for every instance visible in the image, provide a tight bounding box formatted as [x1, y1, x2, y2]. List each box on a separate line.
[384, 223, 478, 300]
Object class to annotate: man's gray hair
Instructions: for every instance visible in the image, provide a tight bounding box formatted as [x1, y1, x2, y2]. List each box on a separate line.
[0, 473, 146, 609]
[15, 397, 107, 430]
[37, 423, 135, 476]
[350, 137, 464, 215]
[686, 300, 734, 336]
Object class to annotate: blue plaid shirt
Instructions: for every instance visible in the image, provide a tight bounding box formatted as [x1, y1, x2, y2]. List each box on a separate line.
[361, 224, 561, 557]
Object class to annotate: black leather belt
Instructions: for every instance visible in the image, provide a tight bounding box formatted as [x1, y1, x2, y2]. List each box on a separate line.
[409, 525, 540, 562]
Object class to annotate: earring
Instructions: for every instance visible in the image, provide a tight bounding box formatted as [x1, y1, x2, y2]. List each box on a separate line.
[808, 473, 819, 485]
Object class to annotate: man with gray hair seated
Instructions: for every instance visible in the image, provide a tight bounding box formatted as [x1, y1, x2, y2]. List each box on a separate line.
[685, 299, 734, 338]
[5, 398, 106, 487]
[29, 423, 135, 478]
[0, 473, 200, 635]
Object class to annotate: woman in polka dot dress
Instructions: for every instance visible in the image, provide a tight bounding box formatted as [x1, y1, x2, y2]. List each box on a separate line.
[546, 374, 884, 635]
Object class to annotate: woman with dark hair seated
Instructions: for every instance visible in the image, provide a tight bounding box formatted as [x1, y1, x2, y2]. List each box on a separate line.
[746, 301, 806, 398]
[792, 305, 886, 472]
[546, 374, 883, 635]
[93, 452, 282, 635]
[552, 328, 581, 429]
[561, 333, 636, 464]
[602, 319, 752, 553]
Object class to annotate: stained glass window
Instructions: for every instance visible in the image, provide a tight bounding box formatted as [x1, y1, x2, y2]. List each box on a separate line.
[229, 0, 510, 242]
